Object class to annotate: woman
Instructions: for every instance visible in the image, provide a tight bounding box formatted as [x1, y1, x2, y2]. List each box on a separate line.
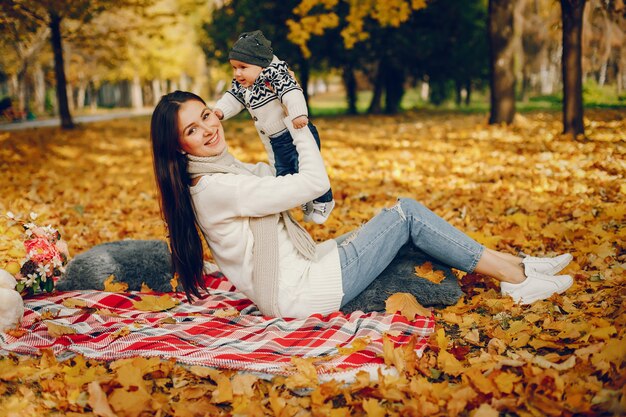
[151, 91, 573, 319]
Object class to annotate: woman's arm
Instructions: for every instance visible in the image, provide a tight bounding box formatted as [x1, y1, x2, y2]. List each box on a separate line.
[200, 118, 329, 218]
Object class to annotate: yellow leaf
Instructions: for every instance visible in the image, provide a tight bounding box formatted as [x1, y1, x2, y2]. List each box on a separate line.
[362, 398, 386, 417]
[494, 371, 522, 394]
[414, 261, 446, 284]
[46, 321, 77, 338]
[131, 295, 179, 311]
[436, 327, 449, 349]
[88, 381, 118, 417]
[385, 292, 431, 320]
[62, 298, 88, 309]
[590, 325, 617, 341]
[447, 386, 477, 417]
[463, 367, 495, 394]
[285, 357, 318, 389]
[473, 403, 500, 417]
[170, 274, 179, 292]
[212, 374, 233, 403]
[103, 275, 128, 293]
[140, 282, 153, 292]
[111, 327, 131, 339]
[437, 350, 464, 376]
[231, 374, 258, 397]
[213, 308, 240, 318]
[337, 337, 370, 355]
[4, 261, 21, 275]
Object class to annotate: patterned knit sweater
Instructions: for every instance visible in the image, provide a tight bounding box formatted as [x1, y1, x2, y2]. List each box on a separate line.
[214, 56, 309, 138]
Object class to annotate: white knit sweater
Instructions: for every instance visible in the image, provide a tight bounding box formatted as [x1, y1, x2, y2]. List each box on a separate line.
[214, 56, 309, 138]
[189, 120, 343, 318]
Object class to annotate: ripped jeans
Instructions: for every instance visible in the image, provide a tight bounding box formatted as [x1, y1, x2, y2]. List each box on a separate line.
[336, 198, 485, 307]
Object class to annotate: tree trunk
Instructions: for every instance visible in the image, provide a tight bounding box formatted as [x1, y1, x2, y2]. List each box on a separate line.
[598, 60, 607, 86]
[455, 80, 463, 107]
[131, 74, 143, 109]
[465, 80, 472, 106]
[152, 79, 162, 106]
[420, 79, 429, 101]
[488, 0, 516, 124]
[384, 64, 404, 114]
[76, 83, 86, 110]
[342, 64, 357, 115]
[368, 60, 384, 114]
[33, 61, 46, 114]
[561, 0, 586, 136]
[49, 11, 74, 129]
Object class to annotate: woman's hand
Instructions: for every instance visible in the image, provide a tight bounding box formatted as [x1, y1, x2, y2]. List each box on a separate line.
[214, 109, 224, 120]
[292, 115, 308, 129]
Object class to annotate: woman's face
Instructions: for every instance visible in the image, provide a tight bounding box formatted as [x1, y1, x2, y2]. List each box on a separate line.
[177, 100, 226, 157]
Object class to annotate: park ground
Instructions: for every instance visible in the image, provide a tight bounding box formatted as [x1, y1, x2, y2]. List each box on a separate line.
[0, 107, 624, 416]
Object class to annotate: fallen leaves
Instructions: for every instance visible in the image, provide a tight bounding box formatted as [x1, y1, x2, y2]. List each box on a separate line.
[0, 110, 624, 416]
[414, 261, 446, 283]
[131, 294, 179, 311]
[385, 292, 431, 320]
[46, 321, 77, 337]
[103, 275, 128, 293]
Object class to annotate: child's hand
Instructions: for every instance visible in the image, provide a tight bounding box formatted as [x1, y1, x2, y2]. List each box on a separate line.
[214, 109, 224, 120]
[292, 115, 308, 129]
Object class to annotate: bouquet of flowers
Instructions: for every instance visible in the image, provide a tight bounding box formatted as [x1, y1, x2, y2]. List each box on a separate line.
[6, 212, 70, 296]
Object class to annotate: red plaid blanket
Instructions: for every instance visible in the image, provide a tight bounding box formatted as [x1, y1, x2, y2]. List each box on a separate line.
[0, 273, 435, 376]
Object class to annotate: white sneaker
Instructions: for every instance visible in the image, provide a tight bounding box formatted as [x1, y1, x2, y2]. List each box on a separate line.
[305, 200, 335, 224]
[501, 271, 573, 304]
[301, 202, 313, 222]
[521, 253, 573, 275]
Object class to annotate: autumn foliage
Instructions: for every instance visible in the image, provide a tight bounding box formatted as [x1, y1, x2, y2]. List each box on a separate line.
[0, 109, 625, 416]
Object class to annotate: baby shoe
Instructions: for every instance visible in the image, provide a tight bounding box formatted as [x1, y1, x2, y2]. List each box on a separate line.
[301, 202, 313, 221]
[521, 253, 573, 275]
[500, 270, 573, 304]
[305, 200, 335, 224]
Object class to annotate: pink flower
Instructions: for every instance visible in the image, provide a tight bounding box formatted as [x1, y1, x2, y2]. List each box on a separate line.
[24, 237, 61, 264]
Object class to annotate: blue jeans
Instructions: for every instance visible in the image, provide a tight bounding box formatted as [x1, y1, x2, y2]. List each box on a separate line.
[336, 198, 485, 307]
[270, 123, 333, 203]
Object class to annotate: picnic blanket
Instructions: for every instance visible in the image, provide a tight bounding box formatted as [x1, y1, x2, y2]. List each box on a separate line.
[0, 273, 435, 376]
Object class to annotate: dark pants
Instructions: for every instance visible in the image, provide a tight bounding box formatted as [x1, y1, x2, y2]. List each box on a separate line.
[269, 123, 333, 203]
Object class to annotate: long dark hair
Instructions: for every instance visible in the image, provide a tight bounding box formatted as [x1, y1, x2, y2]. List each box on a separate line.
[150, 90, 207, 301]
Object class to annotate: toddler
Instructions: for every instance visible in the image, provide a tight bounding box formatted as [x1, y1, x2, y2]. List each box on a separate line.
[213, 30, 334, 224]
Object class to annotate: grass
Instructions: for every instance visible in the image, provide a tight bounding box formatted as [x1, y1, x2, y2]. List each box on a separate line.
[309, 82, 626, 117]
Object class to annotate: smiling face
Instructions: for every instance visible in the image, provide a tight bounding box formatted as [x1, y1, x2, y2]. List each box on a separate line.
[230, 59, 263, 88]
[177, 100, 226, 157]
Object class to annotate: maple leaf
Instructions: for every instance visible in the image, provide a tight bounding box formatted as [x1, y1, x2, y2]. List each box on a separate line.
[414, 261, 446, 284]
[140, 282, 153, 292]
[284, 357, 318, 389]
[103, 275, 128, 293]
[362, 398, 386, 417]
[46, 321, 77, 338]
[337, 336, 371, 355]
[62, 298, 88, 308]
[212, 373, 234, 403]
[87, 381, 118, 417]
[231, 374, 258, 397]
[131, 294, 179, 311]
[385, 292, 431, 320]
[437, 349, 465, 376]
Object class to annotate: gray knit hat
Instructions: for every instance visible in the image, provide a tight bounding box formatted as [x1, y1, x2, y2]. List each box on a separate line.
[229, 30, 273, 67]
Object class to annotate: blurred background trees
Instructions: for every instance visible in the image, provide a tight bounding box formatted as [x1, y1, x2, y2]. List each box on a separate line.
[1, 0, 624, 135]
